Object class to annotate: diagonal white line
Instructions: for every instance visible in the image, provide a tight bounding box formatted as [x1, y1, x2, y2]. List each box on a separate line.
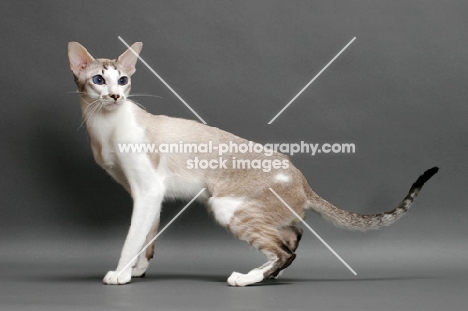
[117, 188, 206, 276]
[118, 36, 207, 124]
[268, 37, 356, 124]
[269, 188, 357, 275]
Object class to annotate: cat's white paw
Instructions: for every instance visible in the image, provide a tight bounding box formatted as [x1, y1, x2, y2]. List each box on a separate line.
[227, 270, 264, 287]
[103, 270, 131, 285]
[132, 258, 149, 278]
[227, 272, 243, 286]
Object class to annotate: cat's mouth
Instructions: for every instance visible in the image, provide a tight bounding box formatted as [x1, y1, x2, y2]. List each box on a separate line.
[101, 99, 123, 111]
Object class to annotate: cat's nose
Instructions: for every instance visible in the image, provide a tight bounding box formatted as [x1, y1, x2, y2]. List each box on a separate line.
[109, 94, 120, 101]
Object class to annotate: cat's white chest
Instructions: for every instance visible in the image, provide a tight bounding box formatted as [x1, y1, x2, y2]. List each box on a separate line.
[88, 102, 146, 169]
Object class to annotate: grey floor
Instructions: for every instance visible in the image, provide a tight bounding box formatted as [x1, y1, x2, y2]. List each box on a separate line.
[1, 227, 467, 311]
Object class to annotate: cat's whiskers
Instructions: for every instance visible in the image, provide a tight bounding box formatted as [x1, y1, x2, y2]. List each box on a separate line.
[75, 92, 157, 117]
[129, 99, 147, 112]
[68, 90, 101, 99]
[127, 94, 164, 112]
[88, 102, 103, 130]
[77, 98, 101, 131]
[81, 98, 100, 115]
[67, 90, 86, 95]
[127, 94, 162, 99]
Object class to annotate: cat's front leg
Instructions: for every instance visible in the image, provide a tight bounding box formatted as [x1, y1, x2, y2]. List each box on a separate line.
[103, 183, 164, 285]
[132, 218, 161, 278]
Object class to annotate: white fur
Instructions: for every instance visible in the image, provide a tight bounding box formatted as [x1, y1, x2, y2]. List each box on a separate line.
[90, 102, 165, 285]
[208, 197, 244, 226]
[227, 252, 279, 286]
[164, 175, 206, 200]
[157, 156, 207, 200]
[275, 173, 291, 183]
[102, 67, 122, 98]
[82, 66, 127, 104]
[90, 102, 144, 168]
[93, 102, 211, 285]
[227, 260, 276, 286]
[227, 270, 264, 287]
[95, 68, 121, 97]
[132, 257, 149, 277]
[104, 270, 131, 285]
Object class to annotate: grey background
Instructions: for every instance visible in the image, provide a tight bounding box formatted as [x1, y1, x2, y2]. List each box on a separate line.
[1, 1, 467, 310]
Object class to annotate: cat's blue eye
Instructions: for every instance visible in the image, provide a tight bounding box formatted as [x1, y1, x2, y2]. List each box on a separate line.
[92, 75, 106, 85]
[118, 76, 129, 86]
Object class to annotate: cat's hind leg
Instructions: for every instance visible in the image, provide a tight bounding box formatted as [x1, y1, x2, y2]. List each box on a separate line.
[132, 218, 160, 278]
[226, 220, 297, 287]
[279, 226, 303, 253]
[209, 196, 301, 286]
[227, 234, 296, 286]
[263, 226, 303, 280]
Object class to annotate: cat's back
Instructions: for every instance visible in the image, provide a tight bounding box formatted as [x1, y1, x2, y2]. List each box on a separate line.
[136, 107, 247, 144]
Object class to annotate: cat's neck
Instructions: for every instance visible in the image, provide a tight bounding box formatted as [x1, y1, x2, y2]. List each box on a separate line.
[80, 97, 148, 169]
[80, 98, 140, 140]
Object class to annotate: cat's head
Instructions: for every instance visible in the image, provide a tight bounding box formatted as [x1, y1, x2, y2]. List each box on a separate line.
[68, 41, 142, 111]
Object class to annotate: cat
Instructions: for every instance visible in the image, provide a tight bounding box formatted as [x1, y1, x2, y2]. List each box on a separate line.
[68, 41, 438, 286]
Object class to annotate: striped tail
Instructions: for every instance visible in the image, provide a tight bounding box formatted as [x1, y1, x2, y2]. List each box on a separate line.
[307, 167, 439, 231]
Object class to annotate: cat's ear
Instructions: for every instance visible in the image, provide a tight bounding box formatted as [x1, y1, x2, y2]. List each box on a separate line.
[117, 42, 142, 76]
[68, 42, 95, 76]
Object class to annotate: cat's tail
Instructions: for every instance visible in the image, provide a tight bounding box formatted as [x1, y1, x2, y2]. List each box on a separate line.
[305, 167, 439, 231]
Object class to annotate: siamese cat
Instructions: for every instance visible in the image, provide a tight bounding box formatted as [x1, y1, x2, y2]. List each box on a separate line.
[68, 41, 438, 286]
